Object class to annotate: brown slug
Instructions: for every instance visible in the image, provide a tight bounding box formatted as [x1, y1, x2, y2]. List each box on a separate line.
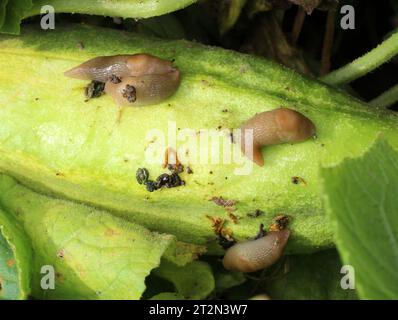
[104, 70, 180, 106]
[239, 108, 316, 166]
[64, 54, 175, 82]
[222, 229, 290, 273]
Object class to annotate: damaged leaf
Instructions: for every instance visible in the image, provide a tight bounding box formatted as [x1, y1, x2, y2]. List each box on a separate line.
[153, 260, 215, 299]
[1, 24, 398, 256]
[0, 175, 201, 299]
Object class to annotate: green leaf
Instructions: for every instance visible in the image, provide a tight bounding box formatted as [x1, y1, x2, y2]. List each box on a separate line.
[0, 0, 32, 34]
[0, 175, 199, 299]
[163, 241, 206, 267]
[150, 292, 185, 300]
[0, 1, 9, 29]
[137, 14, 186, 39]
[218, 0, 247, 34]
[1, 24, 398, 255]
[321, 138, 398, 299]
[0, 205, 32, 299]
[153, 260, 215, 299]
[265, 250, 358, 300]
[25, 0, 197, 20]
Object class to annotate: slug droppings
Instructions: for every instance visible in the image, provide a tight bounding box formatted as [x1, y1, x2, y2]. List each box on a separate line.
[85, 80, 105, 100]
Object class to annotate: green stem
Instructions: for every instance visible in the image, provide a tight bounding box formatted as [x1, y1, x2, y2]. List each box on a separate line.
[320, 29, 398, 85]
[370, 83, 398, 108]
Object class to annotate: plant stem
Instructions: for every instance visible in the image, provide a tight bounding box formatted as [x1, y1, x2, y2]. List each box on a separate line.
[320, 29, 398, 85]
[369, 83, 398, 108]
[320, 8, 336, 76]
[291, 7, 306, 45]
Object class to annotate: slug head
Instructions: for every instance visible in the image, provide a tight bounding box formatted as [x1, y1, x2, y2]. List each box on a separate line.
[274, 108, 316, 142]
[126, 54, 175, 77]
[239, 108, 316, 166]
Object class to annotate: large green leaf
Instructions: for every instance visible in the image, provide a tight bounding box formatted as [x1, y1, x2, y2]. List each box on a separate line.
[0, 0, 32, 34]
[0, 0, 196, 35]
[0, 175, 202, 299]
[0, 24, 398, 255]
[321, 138, 398, 299]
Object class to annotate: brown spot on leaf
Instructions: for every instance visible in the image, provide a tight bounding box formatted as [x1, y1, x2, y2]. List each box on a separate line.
[57, 249, 65, 259]
[104, 228, 120, 237]
[227, 212, 239, 224]
[269, 214, 290, 232]
[210, 196, 237, 208]
[206, 215, 225, 235]
[6, 259, 15, 268]
[291, 176, 307, 186]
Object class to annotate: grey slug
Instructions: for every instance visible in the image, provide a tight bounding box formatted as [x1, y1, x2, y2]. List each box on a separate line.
[222, 229, 290, 273]
[64, 54, 180, 106]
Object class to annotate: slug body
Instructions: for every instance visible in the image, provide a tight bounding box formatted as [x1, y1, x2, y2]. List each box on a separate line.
[104, 70, 180, 106]
[222, 229, 290, 273]
[65, 54, 180, 107]
[239, 108, 316, 166]
[64, 54, 175, 82]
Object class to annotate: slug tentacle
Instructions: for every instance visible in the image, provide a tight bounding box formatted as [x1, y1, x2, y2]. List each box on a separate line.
[222, 229, 290, 273]
[64, 54, 175, 82]
[239, 108, 316, 166]
[104, 70, 180, 106]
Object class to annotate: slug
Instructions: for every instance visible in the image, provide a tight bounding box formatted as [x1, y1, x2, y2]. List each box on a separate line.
[64, 54, 176, 82]
[222, 229, 290, 273]
[104, 70, 180, 106]
[239, 108, 316, 166]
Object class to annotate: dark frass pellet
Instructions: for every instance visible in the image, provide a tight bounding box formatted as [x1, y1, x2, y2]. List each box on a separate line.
[136, 168, 149, 184]
[168, 172, 183, 188]
[85, 80, 105, 100]
[217, 235, 236, 250]
[145, 180, 157, 192]
[155, 172, 185, 189]
[155, 173, 171, 189]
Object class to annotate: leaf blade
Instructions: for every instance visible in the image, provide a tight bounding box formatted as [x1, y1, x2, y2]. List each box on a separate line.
[321, 138, 398, 299]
